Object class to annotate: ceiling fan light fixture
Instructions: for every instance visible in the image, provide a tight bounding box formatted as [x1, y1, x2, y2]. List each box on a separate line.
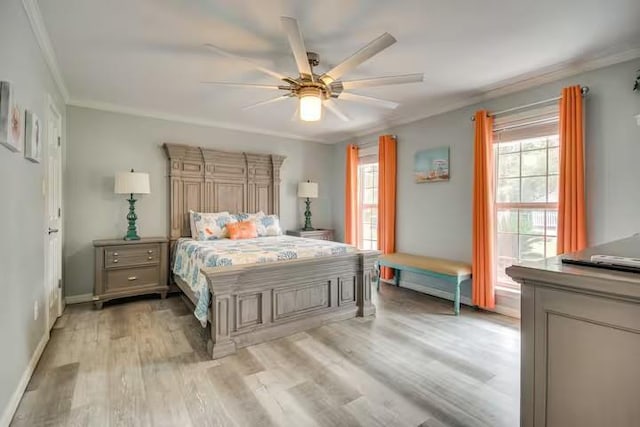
[299, 87, 322, 122]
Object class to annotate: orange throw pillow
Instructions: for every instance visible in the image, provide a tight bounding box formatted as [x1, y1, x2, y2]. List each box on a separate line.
[227, 221, 258, 240]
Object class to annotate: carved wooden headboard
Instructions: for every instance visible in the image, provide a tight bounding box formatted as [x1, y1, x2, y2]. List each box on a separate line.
[163, 143, 286, 242]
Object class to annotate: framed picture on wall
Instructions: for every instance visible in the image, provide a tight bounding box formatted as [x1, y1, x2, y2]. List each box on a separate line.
[414, 146, 450, 183]
[0, 81, 14, 151]
[24, 110, 41, 163]
[0, 81, 23, 153]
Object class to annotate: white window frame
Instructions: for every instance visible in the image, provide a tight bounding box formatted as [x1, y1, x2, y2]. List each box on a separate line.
[357, 145, 378, 250]
[492, 108, 560, 292]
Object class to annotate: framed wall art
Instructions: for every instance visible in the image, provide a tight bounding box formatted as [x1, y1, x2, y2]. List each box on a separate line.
[24, 110, 42, 163]
[414, 146, 450, 183]
[0, 81, 23, 153]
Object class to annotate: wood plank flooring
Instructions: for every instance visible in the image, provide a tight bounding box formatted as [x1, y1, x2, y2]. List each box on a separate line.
[11, 283, 520, 427]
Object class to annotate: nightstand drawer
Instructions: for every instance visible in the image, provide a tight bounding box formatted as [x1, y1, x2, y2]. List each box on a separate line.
[104, 266, 160, 293]
[286, 229, 334, 241]
[105, 244, 160, 268]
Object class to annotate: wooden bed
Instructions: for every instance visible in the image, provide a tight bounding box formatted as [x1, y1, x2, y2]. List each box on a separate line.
[164, 143, 377, 359]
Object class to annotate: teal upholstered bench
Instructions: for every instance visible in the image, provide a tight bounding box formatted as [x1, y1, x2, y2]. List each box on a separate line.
[376, 253, 472, 315]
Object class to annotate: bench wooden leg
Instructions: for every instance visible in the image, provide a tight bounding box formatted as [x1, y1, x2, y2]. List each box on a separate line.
[454, 279, 461, 316]
[393, 269, 401, 286]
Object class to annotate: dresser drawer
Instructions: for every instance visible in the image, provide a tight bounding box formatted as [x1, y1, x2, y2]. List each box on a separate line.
[104, 265, 160, 293]
[105, 244, 160, 268]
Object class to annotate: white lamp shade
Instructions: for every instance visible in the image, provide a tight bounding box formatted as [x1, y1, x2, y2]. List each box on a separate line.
[298, 181, 318, 198]
[114, 171, 151, 194]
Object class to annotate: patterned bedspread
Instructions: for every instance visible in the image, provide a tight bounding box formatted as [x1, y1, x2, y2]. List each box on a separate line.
[172, 236, 356, 325]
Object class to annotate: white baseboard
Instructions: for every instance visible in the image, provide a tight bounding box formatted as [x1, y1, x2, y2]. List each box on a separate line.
[490, 303, 521, 319]
[397, 280, 473, 306]
[1, 332, 49, 427]
[65, 293, 94, 304]
[385, 279, 521, 319]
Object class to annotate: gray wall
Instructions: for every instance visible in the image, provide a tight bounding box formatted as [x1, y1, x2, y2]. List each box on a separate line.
[0, 0, 66, 420]
[331, 59, 640, 307]
[333, 58, 640, 251]
[64, 106, 336, 298]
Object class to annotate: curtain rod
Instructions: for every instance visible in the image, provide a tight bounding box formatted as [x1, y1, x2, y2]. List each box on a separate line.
[470, 86, 589, 121]
[356, 134, 397, 148]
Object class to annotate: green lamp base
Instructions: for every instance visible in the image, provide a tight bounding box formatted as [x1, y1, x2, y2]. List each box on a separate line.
[302, 197, 314, 231]
[123, 194, 141, 241]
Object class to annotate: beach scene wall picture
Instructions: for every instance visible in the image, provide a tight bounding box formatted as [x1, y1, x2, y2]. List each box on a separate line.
[0, 81, 23, 153]
[24, 110, 41, 163]
[414, 146, 450, 183]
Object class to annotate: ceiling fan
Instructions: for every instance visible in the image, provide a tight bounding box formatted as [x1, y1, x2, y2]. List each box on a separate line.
[202, 16, 424, 122]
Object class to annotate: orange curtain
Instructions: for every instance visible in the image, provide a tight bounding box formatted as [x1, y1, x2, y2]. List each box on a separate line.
[557, 86, 587, 254]
[378, 135, 397, 280]
[472, 111, 495, 309]
[345, 144, 359, 245]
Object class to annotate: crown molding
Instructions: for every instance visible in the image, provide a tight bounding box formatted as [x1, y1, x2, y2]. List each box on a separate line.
[333, 46, 640, 144]
[479, 46, 640, 98]
[67, 99, 328, 143]
[22, 0, 70, 102]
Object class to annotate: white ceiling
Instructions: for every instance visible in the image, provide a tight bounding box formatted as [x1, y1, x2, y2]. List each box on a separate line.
[37, 0, 640, 143]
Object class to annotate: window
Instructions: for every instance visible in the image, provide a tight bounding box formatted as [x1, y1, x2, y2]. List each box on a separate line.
[494, 110, 559, 291]
[358, 149, 378, 250]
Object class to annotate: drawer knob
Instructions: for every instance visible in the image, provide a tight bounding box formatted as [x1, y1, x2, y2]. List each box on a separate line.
[128, 276, 137, 281]
[148, 256, 153, 260]
[113, 259, 119, 263]
[113, 252, 118, 256]
[148, 250, 153, 254]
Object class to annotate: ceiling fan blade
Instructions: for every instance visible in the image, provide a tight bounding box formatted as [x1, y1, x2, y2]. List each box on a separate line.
[280, 17, 313, 80]
[242, 94, 292, 111]
[320, 33, 396, 85]
[324, 99, 350, 122]
[201, 81, 289, 90]
[339, 73, 423, 90]
[338, 92, 399, 109]
[204, 43, 289, 82]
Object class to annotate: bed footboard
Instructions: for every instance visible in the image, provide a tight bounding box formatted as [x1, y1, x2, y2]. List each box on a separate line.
[202, 251, 377, 359]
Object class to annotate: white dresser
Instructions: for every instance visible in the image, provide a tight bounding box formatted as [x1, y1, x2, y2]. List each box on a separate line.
[507, 236, 640, 427]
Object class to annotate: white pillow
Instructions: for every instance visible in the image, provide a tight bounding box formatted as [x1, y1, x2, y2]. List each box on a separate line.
[189, 210, 200, 239]
[255, 214, 283, 237]
[191, 211, 236, 240]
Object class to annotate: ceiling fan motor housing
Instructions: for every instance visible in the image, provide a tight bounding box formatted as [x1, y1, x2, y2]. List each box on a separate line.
[298, 86, 323, 100]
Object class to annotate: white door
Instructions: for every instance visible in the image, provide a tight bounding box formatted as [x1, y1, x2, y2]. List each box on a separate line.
[45, 98, 62, 330]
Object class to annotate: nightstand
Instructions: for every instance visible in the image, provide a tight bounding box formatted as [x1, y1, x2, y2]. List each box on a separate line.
[286, 229, 335, 241]
[93, 237, 168, 309]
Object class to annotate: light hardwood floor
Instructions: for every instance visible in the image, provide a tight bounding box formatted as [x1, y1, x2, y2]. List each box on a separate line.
[11, 283, 520, 427]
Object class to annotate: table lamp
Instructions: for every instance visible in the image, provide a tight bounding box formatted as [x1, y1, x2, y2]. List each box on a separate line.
[114, 169, 150, 240]
[298, 180, 318, 231]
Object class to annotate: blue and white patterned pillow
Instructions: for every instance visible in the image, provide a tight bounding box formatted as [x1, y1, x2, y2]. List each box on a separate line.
[231, 211, 265, 223]
[192, 211, 237, 240]
[255, 214, 283, 236]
